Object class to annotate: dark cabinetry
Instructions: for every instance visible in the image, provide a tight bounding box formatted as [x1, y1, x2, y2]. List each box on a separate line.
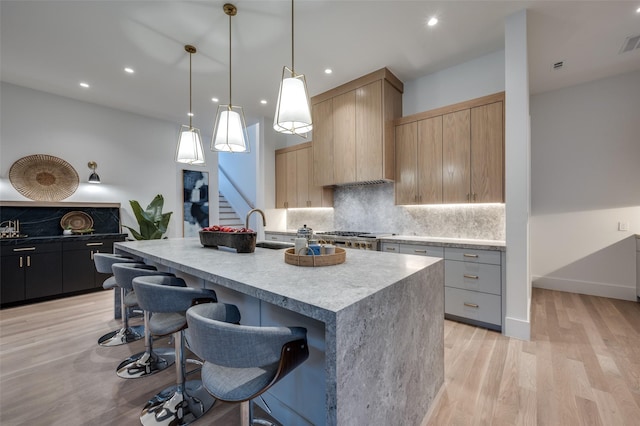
[1, 234, 125, 307]
[1, 242, 63, 304]
[62, 239, 116, 293]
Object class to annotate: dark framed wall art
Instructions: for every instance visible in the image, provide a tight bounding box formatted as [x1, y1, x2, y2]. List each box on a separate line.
[182, 170, 209, 237]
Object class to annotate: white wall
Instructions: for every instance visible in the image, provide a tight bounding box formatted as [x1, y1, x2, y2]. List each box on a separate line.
[0, 82, 218, 239]
[403, 50, 505, 115]
[504, 9, 532, 340]
[530, 70, 640, 300]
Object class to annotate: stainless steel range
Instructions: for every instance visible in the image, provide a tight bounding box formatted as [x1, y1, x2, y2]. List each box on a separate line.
[315, 231, 393, 251]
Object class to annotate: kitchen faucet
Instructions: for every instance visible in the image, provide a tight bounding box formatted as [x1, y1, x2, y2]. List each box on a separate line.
[245, 208, 266, 230]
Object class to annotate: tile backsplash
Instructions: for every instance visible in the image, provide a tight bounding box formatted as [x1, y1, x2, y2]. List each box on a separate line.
[286, 183, 505, 240]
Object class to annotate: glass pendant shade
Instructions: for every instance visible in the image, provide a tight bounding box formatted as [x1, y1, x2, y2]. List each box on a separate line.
[273, 66, 312, 135]
[211, 105, 250, 153]
[176, 125, 206, 164]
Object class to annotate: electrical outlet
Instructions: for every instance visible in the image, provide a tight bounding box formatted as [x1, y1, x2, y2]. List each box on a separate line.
[618, 221, 629, 231]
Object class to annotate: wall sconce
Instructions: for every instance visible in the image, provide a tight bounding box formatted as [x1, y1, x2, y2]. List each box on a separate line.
[88, 161, 100, 184]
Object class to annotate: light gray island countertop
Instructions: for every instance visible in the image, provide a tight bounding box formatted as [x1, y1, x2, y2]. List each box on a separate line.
[115, 238, 444, 426]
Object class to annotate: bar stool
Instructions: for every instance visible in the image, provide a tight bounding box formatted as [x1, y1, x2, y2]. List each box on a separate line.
[94, 253, 143, 346]
[132, 275, 219, 426]
[186, 303, 309, 426]
[111, 263, 176, 379]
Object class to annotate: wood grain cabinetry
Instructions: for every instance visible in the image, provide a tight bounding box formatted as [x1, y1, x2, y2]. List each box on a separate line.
[312, 68, 403, 186]
[275, 142, 333, 209]
[394, 92, 504, 205]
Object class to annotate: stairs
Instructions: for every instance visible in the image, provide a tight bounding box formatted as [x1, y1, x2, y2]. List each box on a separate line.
[218, 192, 243, 228]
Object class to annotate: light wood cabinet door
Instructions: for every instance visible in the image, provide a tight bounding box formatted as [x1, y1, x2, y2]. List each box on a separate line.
[395, 122, 418, 205]
[418, 116, 443, 204]
[296, 148, 310, 207]
[443, 109, 470, 203]
[471, 101, 504, 202]
[356, 80, 383, 182]
[333, 91, 356, 184]
[275, 151, 288, 208]
[312, 99, 334, 187]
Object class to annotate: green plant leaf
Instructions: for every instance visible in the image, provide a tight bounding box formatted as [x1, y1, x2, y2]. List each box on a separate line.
[125, 194, 173, 240]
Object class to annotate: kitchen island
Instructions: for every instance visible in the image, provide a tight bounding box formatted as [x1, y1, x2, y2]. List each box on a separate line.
[115, 238, 444, 425]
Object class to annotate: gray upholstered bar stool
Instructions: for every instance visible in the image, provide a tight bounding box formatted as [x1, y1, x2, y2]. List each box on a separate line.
[111, 262, 176, 379]
[132, 275, 219, 426]
[186, 303, 309, 426]
[94, 253, 143, 346]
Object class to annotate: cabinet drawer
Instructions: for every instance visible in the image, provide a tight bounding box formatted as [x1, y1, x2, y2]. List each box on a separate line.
[399, 244, 444, 258]
[445, 287, 501, 326]
[444, 260, 501, 295]
[444, 247, 501, 265]
[381, 243, 400, 253]
[63, 240, 111, 251]
[265, 233, 296, 243]
[2, 242, 62, 256]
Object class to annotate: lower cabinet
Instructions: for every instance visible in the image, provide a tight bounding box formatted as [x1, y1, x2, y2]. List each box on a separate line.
[1, 242, 63, 304]
[381, 241, 504, 331]
[1, 235, 124, 307]
[62, 239, 116, 293]
[264, 232, 297, 243]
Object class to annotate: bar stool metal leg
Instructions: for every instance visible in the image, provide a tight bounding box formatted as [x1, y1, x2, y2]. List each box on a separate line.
[98, 287, 144, 346]
[115, 309, 175, 379]
[140, 329, 215, 425]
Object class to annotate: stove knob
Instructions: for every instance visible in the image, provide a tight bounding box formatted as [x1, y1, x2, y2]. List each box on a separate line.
[366, 243, 372, 250]
[345, 241, 351, 247]
[352, 242, 359, 248]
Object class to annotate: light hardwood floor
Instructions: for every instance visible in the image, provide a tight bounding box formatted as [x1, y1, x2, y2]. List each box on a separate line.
[1, 288, 639, 425]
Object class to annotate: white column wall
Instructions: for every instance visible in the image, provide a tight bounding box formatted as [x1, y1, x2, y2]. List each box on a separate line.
[504, 9, 531, 340]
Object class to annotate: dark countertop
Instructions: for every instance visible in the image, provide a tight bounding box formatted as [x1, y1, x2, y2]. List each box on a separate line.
[0, 233, 127, 246]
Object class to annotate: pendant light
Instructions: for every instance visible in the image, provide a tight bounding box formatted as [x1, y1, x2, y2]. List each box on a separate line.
[212, 3, 249, 153]
[176, 45, 206, 165]
[273, 0, 312, 137]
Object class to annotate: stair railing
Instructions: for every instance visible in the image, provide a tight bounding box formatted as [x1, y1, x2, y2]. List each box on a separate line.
[218, 164, 254, 223]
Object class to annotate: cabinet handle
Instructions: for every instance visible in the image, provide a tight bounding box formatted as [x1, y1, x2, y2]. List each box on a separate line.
[464, 302, 479, 308]
[270, 236, 278, 240]
[414, 249, 427, 254]
[385, 247, 396, 251]
[86, 242, 103, 247]
[463, 253, 479, 258]
[27, 255, 31, 267]
[466, 193, 470, 201]
[473, 193, 477, 202]
[464, 274, 479, 279]
[13, 247, 36, 252]
[19, 256, 23, 268]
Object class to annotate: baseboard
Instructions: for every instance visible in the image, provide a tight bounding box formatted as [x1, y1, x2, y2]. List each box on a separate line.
[504, 316, 530, 341]
[532, 275, 637, 301]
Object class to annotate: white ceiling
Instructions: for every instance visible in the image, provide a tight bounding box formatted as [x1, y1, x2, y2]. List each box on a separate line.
[1, 1, 639, 131]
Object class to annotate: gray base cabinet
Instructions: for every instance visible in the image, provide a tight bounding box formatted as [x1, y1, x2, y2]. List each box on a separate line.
[381, 241, 504, 331]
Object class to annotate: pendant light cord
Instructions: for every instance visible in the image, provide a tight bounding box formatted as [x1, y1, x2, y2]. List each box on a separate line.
[229, 11, 232, 108]
[291, 0, 295, 74]
[189, 49, 193, 128]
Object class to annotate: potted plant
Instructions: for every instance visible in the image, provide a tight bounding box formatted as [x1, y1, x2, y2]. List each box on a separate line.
[123, 194, 173, 240]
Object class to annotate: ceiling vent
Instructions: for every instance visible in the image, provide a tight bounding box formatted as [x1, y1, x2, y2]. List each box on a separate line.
[620, 34, 640, 54]
[551, 61, 564, 71]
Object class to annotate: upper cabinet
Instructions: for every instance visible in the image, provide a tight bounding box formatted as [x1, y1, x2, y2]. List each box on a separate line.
[312, 68, 403, 186]
[275, 142, 333, 209]
[394, 92, 504, 205]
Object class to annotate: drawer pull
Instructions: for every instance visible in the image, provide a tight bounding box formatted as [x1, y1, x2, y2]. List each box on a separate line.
[414, 249, 427, 254]
[463, 253, 479, 258]
[385, 247, 396, 251]
[464, 302, 479, 308]
[463, 274, 479, 279]
[13, 247, 36, 252]
[270, 236, 278, 240]
[86, 242, 104, 247]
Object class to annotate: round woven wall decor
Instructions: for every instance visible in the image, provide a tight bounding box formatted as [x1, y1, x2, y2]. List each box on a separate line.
[9, 154, 79, 201]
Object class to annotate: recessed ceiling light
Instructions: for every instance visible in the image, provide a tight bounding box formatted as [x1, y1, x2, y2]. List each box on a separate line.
[636, 6, 640, 13]
[211, 97, 219, 103]
[324, 68, 333, 74]
[427, 17, 438, 27]
[260, 99, 267, 105]
[79, 82, 90, 88]
[188, 112, 194, 117]
[124, 67, 135, 74]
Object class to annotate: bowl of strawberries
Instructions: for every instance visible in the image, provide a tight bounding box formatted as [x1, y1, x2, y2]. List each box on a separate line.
[199, 225, 257, 253]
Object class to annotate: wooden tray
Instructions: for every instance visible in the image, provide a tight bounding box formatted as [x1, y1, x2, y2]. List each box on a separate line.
[284, 247, 346, 267]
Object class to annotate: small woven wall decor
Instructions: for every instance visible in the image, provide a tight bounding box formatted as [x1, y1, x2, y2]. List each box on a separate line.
[9, 154, 79, 201]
